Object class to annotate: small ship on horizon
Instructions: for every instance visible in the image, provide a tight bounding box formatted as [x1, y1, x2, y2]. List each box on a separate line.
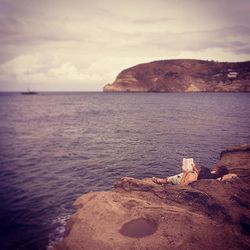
[21, 88, 38, 95]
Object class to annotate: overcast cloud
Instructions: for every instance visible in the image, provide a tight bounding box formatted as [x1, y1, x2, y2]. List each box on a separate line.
[0, 0, 249, 91]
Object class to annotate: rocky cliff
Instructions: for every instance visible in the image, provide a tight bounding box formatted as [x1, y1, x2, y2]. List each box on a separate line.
[55, 145, 250, 250]
[103, 59, 250, 92]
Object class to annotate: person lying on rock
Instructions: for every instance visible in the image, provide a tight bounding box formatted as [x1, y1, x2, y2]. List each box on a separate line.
[152, 165, 238, 186]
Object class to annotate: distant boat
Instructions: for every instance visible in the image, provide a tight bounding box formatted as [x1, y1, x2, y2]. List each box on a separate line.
[21, 88, 38, 95]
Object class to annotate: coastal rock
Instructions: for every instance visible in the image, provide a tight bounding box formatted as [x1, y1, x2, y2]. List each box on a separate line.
[103, 59, 250, 92]
[56, 145, 250, 250]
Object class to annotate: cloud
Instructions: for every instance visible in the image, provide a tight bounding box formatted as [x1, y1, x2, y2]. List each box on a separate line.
[0, 0, 249, 91]
[133, 17, 174, 24]
[0, 53, 98, 82]
[0, 52, 136, 91]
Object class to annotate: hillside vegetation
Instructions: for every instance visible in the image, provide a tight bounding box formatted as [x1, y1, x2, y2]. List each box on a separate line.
[103, 59, 250, 92]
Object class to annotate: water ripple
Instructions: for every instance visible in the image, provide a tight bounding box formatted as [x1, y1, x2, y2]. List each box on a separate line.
[0, 92, 250, 249]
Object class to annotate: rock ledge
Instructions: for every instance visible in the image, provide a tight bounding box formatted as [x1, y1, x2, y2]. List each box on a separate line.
[56, 145, 250, 250]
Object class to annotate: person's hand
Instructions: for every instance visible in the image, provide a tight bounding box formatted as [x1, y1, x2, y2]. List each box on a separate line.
[193, 164, 199, 173]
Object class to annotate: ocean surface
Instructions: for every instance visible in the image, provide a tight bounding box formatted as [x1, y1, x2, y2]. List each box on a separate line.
[0, 92, 250, 249]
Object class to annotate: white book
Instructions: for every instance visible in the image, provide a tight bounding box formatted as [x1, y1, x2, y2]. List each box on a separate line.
[182, 158, 194, 172]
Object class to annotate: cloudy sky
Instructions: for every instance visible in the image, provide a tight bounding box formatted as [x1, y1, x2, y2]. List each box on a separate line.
[0, 0, 249, 91]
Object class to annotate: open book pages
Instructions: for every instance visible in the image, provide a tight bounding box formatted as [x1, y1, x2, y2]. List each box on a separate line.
[182, 158, 194, 172]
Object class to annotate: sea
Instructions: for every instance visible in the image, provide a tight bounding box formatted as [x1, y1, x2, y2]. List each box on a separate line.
[0, 92, 250, 250]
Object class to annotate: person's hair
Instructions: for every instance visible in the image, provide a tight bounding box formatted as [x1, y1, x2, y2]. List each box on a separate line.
[198, 166, 216, 180]
[213, 165, 229, 178]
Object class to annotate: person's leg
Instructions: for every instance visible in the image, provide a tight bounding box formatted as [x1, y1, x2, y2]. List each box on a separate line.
[152, 173, 183, 185]
[152, 177, 168, 184]
[166, 173, 183, 185]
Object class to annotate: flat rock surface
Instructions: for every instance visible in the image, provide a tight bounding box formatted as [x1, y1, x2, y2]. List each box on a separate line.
[56, 145, 250, 250]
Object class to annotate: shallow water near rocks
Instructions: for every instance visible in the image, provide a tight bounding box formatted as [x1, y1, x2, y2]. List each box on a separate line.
[0, 92, 250, 249]
[119, 218, 158, 238]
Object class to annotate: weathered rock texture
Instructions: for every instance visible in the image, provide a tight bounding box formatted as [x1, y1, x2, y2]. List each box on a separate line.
[103, 59, 250, 92]
[56, 145, 250, 250]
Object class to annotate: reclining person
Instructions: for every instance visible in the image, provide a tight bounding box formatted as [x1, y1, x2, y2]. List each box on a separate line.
[152, 158, 198, 185]
[152, 162, 237, 186]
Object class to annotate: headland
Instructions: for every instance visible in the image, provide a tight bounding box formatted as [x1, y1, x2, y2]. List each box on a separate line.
[103, 59, 250, 92]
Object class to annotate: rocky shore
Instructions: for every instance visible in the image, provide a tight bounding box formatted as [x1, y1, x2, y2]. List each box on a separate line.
[56, 145, 250, 250]
[103, 59, 250, 92]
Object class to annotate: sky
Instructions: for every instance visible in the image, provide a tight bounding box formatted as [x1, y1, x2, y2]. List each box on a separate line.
[0, 0, 250, 91]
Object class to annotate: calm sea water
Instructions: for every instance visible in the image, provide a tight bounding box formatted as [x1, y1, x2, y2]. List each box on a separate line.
[0, 92, 250, 249]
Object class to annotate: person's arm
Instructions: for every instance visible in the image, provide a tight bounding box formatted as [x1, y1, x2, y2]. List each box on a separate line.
[180, 171, 189, 185]
[180, 171, 199, 185]
[193, 165, 199, 174]
[220, 173, 238, 181]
